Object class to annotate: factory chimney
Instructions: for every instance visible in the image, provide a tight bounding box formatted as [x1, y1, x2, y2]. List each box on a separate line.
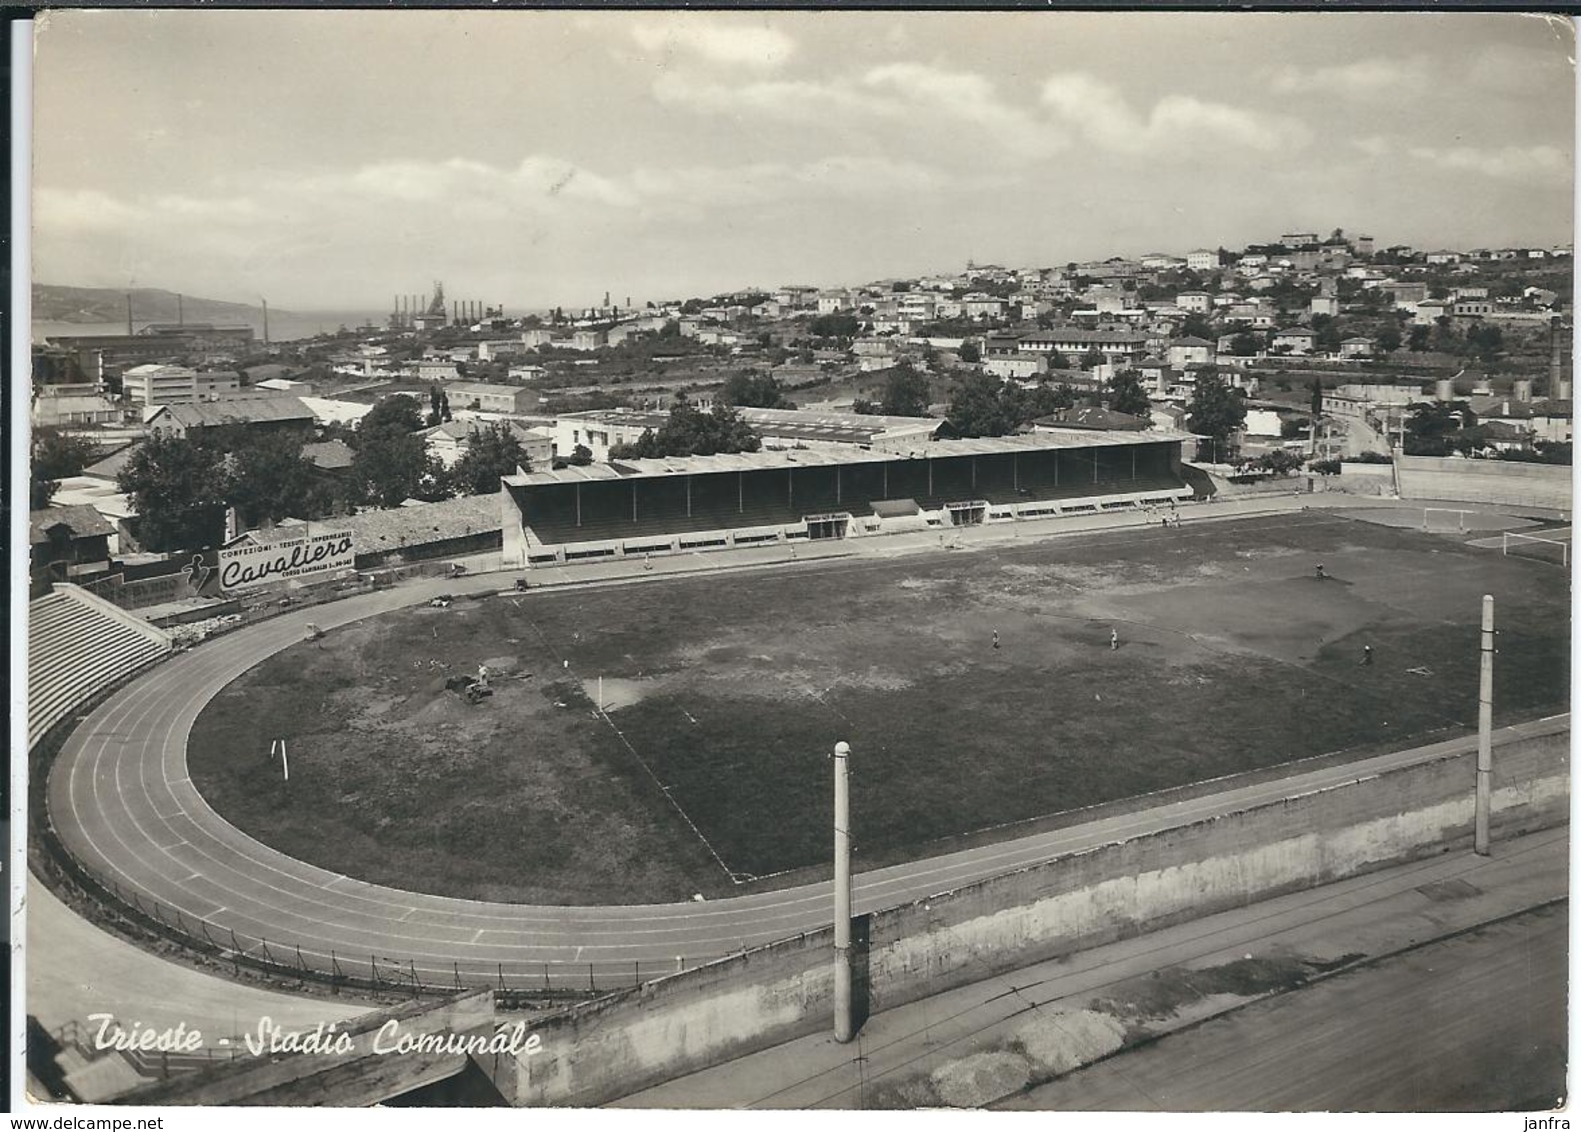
[177, 293, 184, 327]
[1549, 318, 1568, 399]
[126, 293, 133, 336]
[262, 298, 270, 346]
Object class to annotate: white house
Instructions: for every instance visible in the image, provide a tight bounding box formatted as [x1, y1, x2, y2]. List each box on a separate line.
[1272, 328, 1316, 354]
[1168, 336, 1217, 368]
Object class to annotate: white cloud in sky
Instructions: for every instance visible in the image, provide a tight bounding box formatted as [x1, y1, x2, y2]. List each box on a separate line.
[1268, 57, 1431, 96]
[629, 18, 795, 70]
[651, 71, 901, 123]
[1040, 73, 1307, 154]
[36, 150, 988, 260]
[1407, 144, 1572, 184]
[861, 63, 1067, 158]
[654, 61, 1066, 161]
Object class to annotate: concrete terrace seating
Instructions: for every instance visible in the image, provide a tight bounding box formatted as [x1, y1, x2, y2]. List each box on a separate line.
[29, 585, 173, 748]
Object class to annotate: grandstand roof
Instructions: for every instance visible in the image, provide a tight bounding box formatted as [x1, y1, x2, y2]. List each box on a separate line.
[505, 429, 1197, 488]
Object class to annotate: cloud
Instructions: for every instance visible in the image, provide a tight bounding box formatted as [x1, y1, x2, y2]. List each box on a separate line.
[629, 155, 999, 211]
[34, 188, 148, 232]
[1407, 144, 1572, 184]
[36, 150, 990, 270]
[862, 63, 1067, 158]
[655, 61, 1066, 162]
[1268, 57, 1431, 96]
[1467, 39, 1575, 96]
[651, 71, 898, 123]
[1040, 73, 1309, 154]
[629, 18, 795, 70]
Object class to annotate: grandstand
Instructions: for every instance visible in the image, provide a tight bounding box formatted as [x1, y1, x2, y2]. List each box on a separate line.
[501, 431, 1196, 565]
[28, 584, 173, 748]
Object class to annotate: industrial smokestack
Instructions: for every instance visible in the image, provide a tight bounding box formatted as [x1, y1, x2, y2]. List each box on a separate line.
[1549, 318, 1566, 397]
[262, 298, 270, 346]
[177, 293, 184, 327]
[126, 293, 133, 336]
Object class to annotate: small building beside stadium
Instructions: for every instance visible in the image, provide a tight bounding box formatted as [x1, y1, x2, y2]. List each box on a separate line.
[500, 429, 1197, 567]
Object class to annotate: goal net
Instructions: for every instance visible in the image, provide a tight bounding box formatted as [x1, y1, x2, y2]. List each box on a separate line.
[1502, 531, 1570, 567]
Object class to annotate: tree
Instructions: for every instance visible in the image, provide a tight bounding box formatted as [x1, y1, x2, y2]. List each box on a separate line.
[1309, 378, 1324, 418]
[1226, 332, 1262, 357]
[1376, 325, 1402, 354]
[453, 423, 530, 495]
[1405, 401, 1474, 456]
[359, 393, 427, 437]
[947, 372, 1019, 437]
[569, 444, 594, 466]
[212, 425, 317, 530]
[1465, 322, 1504, 363]
[1179, 314, 1215, 340]
[31, 427, 96, 511]
[1107, 370, 1151, 417]
[353, 394, 441, 507]
[720, 371, 793, 409]
[426, 383, 453, 425]
[1257, 449, 1305, 475]
[608, 395, 762, 459]
[957, 339, 981, 363]
[875, 363, 932, 417]
[1185, 373, 1246, 462]
[808, 313, 860, 339]
[118, 433, 230, 552]
[33, 427, 95, 482]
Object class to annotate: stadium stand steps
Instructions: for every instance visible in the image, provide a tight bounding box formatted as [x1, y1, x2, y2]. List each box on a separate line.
[29, 585, 173, 748]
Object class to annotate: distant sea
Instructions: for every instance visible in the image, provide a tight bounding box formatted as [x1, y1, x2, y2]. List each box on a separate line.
[32, 307, 567, 345]
[31, 309, 399, 345]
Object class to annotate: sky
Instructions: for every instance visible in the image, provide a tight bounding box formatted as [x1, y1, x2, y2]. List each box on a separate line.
[29, 10, 1578, 312]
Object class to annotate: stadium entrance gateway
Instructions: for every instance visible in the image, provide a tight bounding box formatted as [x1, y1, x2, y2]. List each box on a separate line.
[805, 513, 851, 540]
[945, 500, 989, 527]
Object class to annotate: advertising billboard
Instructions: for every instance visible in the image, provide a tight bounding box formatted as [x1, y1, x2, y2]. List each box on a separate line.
[218, 528, 356, 592]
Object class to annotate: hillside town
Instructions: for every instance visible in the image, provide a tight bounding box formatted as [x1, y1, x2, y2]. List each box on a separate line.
[30, 229, 1574, 603]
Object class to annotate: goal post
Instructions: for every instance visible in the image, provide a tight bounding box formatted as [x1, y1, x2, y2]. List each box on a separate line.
[1422, 507, 1470, 533]
[1502, 530, 1569, 567]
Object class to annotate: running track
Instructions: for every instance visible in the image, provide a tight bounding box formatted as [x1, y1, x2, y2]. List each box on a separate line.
[45, 524, 1570, 991]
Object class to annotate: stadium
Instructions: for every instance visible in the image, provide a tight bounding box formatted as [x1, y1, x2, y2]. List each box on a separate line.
[28, 439, 1572, 1105]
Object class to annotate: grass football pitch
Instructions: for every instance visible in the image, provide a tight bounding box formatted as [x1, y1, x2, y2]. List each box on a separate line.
[188, 512, 1571, 905]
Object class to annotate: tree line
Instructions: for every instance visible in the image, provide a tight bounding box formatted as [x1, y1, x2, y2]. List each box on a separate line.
[107, 394, 532, 553]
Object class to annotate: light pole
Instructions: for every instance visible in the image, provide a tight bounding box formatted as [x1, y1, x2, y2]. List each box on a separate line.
[832, 740, 855, 1042]
[1475, 595, 1495, 855]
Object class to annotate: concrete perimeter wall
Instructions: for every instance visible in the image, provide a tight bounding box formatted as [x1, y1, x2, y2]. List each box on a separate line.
[1396, 455, 1571, 513]
[492, 720, 1568, 1107]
